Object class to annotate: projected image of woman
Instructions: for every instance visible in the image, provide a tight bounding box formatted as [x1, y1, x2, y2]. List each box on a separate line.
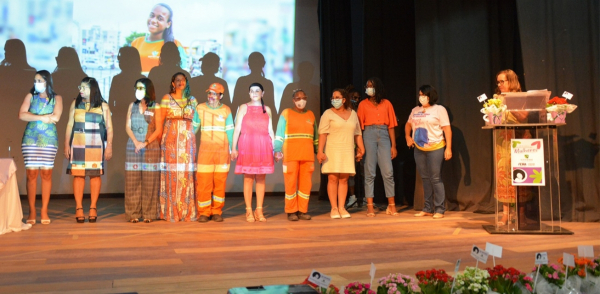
[124, 78, 160, 223]
[131, 3, 187, 74]
[317, 89, 365, 219]
[231, 83, 275, 223]
[65, 77, 113, 223]
[154, 72, 198, 222]
[19, 70, 63, 225]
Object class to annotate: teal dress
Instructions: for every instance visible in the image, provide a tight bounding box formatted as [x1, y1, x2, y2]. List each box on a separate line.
[21, 94, 58, 169]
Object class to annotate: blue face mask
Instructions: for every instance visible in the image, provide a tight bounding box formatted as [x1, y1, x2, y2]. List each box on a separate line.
[331, 99, 343, 109]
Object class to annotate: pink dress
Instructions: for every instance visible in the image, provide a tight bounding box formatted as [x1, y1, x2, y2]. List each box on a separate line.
[235, 105, 274, 174]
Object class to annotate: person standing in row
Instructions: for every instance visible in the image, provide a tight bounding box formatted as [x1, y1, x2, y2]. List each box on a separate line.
[357, 77, 399, 217]
[154, 72, 199, 222]
[195, 83, 234, 223]
[19, 70, 63, 225]
[318, 89, 364, 219]
[231, 83, 275, 222]
[274, 89, 318, 221]
[406, 85, 452, 219]
[65, 77, 113, 223]
[124, 78, 160, 223]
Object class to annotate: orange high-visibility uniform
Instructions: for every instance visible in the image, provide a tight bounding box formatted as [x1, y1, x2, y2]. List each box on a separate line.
[274, 109, 318, 213]
[194, 103, 234, 216]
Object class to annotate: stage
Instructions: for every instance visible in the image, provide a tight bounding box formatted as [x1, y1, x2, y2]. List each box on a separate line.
[1, 197, 598, 293]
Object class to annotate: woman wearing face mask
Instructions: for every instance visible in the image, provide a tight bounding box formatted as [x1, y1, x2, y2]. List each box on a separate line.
[131, 3, 187, 74]
[357, 77, 399, 217]
[231, 83, 275, 222]
[344, 85, 363, 209]
[317, 89, 365, 219]
[19, 70, 63, 225]
[405, 85, 451, 219]
[65, 77, 113, 223]
[274, 89, 318, 221]
[124, 78, 160, 223]
[153, 72, 199, 222]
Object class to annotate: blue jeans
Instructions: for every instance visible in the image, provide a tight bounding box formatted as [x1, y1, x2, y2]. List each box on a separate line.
[414, 147, 446, 214]
[363, 125, 394, 198]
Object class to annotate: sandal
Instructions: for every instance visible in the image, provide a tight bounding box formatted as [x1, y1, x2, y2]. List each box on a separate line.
[366, 204, 376, 217]
[497, 213, 508, 226]
[75, 208, 85, 223]
[130, 219, 139, 223]
[143, 219, 152, 223]
[254, 207, 267, 222]
[246, 207, 255, 223]
[386, 204, 400, 216]
[88, 207, 97, 223]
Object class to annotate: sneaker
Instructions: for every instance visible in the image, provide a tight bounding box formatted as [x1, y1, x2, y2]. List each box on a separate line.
[287, 213, 299, 221]
[414, 211, 433, 217]
[198, 215, 210, 222]
[212, 214, 224, 222]
[346, 195, 357, 209]
[432, 213, 444, 219]
[297, 212, 312, 220]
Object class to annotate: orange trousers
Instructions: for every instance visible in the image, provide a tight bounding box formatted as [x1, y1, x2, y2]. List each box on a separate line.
[283, 161, 314, 213]
[196, 171, 228, 216]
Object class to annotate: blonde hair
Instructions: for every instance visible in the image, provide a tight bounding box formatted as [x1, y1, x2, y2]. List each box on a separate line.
[495, 69, 521, 94]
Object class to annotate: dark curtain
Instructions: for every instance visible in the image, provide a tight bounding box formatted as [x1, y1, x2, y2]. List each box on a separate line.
[516, 0, 600, 222]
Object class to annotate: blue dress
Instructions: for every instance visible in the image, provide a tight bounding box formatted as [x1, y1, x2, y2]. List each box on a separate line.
[21, 95, 58, 169]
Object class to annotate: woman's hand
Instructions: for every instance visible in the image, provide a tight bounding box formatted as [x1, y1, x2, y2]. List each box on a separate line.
[444, 148, 452, 160]
[64, 145, 70, 159]
[390, 146, 397, 159]
[42, 114, 55, 124]
[355, 148, 365, 162]
[134, 141, 146, 153]
[405, 136, 414, 148]
[274, 152, 283, 162]
[317, 152, 327, 164]
[105, 144, 113, 161]
[230, 150, 238, 161]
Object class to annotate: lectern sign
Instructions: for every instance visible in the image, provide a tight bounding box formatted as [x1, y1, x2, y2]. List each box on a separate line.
[511, 139, 545, 186]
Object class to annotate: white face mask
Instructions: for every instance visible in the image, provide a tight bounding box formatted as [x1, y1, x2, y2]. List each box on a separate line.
[135, 89, 145, 100]
[365, 87, 375, 97]
[34, 82, 46, 93]
[331, 99, 343, 109]
[294, 99, 307, 110]
[419, 95, 429, 106]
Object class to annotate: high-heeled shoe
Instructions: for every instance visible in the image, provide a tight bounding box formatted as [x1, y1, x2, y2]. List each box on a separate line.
[41, 219, 51, 225]
[246, 207, 255, 222]
[26, 219, 36, 225]
[386, 204, 400, 216]
[75, 208, 85, 223]
[254, 207, 266, 222]
[366, 204, 375, 217]
[88, 207, 97, 223]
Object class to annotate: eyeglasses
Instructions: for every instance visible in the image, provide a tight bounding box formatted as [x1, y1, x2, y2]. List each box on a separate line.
[78, 86, 89, 91]
[497, 80, 507, 85]
[135, 87, 146, 91]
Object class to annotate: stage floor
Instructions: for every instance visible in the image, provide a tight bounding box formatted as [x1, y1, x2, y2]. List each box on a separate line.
[1, 197, 598, 293]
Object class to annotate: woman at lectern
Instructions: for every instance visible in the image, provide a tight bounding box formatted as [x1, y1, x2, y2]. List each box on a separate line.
[19, 70, 63, 225]
[65, 77, 113, 223]
[406, 85, 452, 220]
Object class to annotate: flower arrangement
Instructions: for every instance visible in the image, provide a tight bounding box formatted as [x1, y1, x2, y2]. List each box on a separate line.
[454, 266, 490, 294]
[486, 265, 533, 294]
[546, 96, 577, 123]
[301, 276, 340, 294]
[415, 268, 453, 294]
[481, 94, 507, 124]
[588, 256, 600, 277]
[376, 273, 419, 294]
[558, 255, 595, 278]
[532, 263, 565, 287]
[344, 282, 375, 294]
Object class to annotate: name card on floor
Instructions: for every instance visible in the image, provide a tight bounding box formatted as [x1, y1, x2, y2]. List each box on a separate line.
[477, 93, 488, 102]
[563, 253, 575, 268]
[308, 270, 331, 289]
[578, 245, 594, 258]
[535, 252, 548, 265]
[471, 245, 489, 263]
[485, 242, 502, 258]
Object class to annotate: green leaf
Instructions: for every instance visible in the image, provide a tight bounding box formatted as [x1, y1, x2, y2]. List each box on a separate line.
[512, 141, 521, 148]
[530, 169, 543, 183]
[524, 154, 529, 158]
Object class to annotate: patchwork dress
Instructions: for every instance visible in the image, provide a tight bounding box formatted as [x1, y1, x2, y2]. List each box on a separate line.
[66, 102, 106, 176]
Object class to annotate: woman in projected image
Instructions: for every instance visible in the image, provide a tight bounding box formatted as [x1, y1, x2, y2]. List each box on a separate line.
[19, 70, 63, 225]
[317, 89, 365, 219]
[124, 78, 160, 223]
[154, 72, 198, 222]
[65, 77, 113, 223]
[231, 83, 275, 223]
[131, 3, 187, 74]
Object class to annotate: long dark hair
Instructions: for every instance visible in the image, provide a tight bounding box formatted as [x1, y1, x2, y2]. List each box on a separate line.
[418, 85, 439, 106]
[155, 3, 174, 42]
[76, 77, 105, 108]
[366, 77, 386, 104]
[169, 72, 191, 98]
[249, 82, 266, 113]
[134, 78, 155, 107]
[30, 70, 57, 102]
[332, 88, 351, 110]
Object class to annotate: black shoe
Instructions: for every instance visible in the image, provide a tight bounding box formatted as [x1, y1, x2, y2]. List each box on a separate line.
[212, 214, 223, 222]
[297, 212, 312, 220]
[287, 213, 299, 221]
[88, 208, 97, 223]
[198, 215, 210, 223]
